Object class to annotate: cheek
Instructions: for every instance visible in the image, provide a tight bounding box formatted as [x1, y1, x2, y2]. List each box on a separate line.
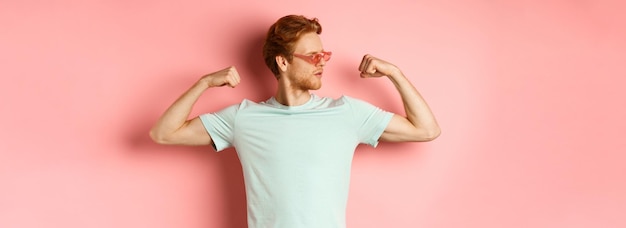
[299, 67, 311, 75]
[301, 65, 315, 74]
[291, 65, 312, 76]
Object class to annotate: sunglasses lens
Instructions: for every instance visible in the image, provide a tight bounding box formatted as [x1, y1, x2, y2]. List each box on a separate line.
[313, 55, 320, 63]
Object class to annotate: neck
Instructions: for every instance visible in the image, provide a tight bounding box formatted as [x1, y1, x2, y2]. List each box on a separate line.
[274, 78, 312, 106]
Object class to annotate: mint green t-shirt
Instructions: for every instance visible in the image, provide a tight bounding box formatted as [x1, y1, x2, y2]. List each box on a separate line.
[200, 94, 393, 228]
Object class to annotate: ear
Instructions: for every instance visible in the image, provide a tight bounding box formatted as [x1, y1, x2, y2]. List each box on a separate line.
[276, 55, 289, 72]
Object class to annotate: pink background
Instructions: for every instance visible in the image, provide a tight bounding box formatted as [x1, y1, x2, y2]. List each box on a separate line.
[1, 0, 625, 227]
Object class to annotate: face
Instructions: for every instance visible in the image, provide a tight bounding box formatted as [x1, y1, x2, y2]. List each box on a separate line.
[279, 32, 328, 91]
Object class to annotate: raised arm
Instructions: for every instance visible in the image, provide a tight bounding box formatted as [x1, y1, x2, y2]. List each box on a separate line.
[149, 66, 240, 146]
[358, 54, 440, 142]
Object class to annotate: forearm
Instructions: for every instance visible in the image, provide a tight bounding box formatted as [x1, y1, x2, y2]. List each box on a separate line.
[149, 81, 209, 142]
[388, 71, 441, 138]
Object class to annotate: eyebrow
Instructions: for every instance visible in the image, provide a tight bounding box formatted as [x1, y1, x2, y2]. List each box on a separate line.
[304, 50, 325, 55]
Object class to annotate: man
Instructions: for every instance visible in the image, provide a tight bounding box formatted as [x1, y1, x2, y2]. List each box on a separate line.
[150, 15, 440, 228]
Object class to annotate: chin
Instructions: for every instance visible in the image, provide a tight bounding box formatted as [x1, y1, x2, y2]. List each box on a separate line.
[309, 82, 322, 90]
[302, 78, 322, 90]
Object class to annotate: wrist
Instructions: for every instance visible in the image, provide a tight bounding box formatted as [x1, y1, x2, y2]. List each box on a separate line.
[386, 68, 405, 81]
[195, 78, 213, 90]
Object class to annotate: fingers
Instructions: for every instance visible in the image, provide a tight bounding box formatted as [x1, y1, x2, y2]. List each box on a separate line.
[358, 54, 400, 78]
[358, 54, 369, 72]
[358, 54, 376, 73]
[225, 66, 240, 88]
[202, 66, 241, 88]
[359, 54, 379, 77]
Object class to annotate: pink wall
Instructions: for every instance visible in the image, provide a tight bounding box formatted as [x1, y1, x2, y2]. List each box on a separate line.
[2, 0, 625, 227]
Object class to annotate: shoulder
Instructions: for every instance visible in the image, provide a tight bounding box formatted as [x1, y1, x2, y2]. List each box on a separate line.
[239, 99, 259, 109]
[200, 99, 255, 117]
[229, 98, 272, 109]
[339, 95, 361, 103]
[339, 95, 377, 108]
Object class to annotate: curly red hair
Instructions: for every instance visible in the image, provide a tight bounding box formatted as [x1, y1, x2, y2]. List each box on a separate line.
[263, 15, 322, 77]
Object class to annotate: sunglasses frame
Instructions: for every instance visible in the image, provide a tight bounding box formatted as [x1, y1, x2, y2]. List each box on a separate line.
[292, 51, 332, 65]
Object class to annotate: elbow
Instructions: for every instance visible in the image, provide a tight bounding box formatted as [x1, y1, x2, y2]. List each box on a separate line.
[423, 129, 441, 141]
[414, 127, 441, 142]
[149, 130, 173, 145]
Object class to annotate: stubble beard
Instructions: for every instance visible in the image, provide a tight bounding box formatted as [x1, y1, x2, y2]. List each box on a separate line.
[294, 74, 321, 91]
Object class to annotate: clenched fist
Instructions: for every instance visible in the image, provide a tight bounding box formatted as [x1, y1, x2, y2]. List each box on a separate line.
[200, 66, 241, 88]
[358, 54, 401, 78]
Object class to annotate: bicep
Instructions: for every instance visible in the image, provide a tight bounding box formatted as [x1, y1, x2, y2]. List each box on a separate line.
[174, 116, 213, 146]
[380, 114, 432, 142]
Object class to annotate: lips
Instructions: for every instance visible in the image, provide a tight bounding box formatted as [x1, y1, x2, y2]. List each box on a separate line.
[314, 70, 323, 77]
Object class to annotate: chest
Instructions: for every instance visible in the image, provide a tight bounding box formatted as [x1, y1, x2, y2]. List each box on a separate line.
[232, 111, 358, 163]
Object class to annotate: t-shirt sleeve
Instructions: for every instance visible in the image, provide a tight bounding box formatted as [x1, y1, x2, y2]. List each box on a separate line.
[345, 96, 394, 147]
[199, 104, 239, 152]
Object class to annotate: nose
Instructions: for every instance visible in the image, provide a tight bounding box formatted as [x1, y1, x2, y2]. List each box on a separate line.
[317, 58, 326, 67]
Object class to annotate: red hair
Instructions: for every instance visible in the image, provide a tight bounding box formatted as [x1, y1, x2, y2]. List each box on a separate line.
[263, 15, 322, 77]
